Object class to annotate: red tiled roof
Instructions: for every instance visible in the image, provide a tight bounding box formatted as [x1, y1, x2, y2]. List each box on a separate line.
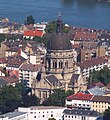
[67, 92, 93, 101]
[23, 29, 44, 37]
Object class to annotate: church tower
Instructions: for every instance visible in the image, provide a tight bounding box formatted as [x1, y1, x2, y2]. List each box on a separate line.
[46, 14, 75, 89]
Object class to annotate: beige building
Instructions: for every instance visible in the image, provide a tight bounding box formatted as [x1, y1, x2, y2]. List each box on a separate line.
[91, 96, 110, 113]
[45, 16, 86, 92]
[33, 74, 62, 101]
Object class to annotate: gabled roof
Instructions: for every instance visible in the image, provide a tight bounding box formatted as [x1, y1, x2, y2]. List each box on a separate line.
[76, 57, 108, 70]
[92, 82, 105, 88]
[67, 92, 93, 101]
[106, 83, 110, 90]
[19, 63, 41, 72]
[68, 74, 80, 87]
[45, 75, 62, 86]
[0, 76, 18, 84]
[23, 29, 44, 37]
[92, 95, 110, 103]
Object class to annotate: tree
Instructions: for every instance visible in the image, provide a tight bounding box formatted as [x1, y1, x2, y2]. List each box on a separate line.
[65, 89, 74, 97]
[103, 107, 110, 120]
[33, 35, 49, 46]
[88, 66, 110, 85]
[26, 15, 35, 25]
[21, 95, 40, 107]
[0, 85, 21, 114]
[46, 20, 70, 33]
[42, 89, 73, 107]
[0, 83, 40, 114]
[48, 118, 56, 120]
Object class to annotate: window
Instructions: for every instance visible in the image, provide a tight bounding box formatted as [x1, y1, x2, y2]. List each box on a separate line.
[59, 61, 63, 69]
[51, 114, 53, 117]
[65, 61, 68, 68]
[34, 116, 36, 118]
[53, 60, 57, 69]
[43, 115, 45, 117]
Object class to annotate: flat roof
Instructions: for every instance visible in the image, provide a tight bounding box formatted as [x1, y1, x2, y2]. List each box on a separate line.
[63, 109, 102, 117]
[0, 111, 27, 119]
[29, 106, 65, 110]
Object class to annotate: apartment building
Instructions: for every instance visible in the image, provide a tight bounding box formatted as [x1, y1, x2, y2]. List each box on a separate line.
[18, 106, 65, 120]
[63, 109, 103, 120]
[0, 111, 28, 120]
[66, 92, 93, 110]
[91, 96, 110, 113]
[76, 57, 108, 79]
[19, 63, 41, 87]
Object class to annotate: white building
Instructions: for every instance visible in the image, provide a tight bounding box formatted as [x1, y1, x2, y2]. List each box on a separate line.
[66, 92, 93, 110]
[18, 106, 65, 120]
[0, 111, 28, 120]
[63, 109, 103, 120]
[19, 63, 41, 87]
[76, 57, 108, 79]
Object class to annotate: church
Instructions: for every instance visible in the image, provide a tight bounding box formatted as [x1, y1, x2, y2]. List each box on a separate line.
[33, 15, 87, 101]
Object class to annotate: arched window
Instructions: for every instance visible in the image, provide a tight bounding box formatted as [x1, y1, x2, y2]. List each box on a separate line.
[59, 61, 63, 69]
[65, 61, 68, 68]
[53, 60, 57, 69]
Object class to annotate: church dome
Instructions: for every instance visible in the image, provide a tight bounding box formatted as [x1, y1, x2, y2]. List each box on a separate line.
[47, 15, 72, 50]
[48, 32, 72, 50]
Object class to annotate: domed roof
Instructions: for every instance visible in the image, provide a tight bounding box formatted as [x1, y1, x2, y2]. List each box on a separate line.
[48, 32, 72, 50]
[47, 15, 72, 50]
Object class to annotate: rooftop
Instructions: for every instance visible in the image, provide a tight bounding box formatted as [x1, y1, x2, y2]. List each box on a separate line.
[92, 95, 110, 103]
[88, 86, 105, 96]
[67, 92, 93, 101]
[0, 111, 27, 119]
[29, 106, 64, 110]
[23, 29, 44, 37]
[63, 109, 101, 117]
[76, 57, 108, 70]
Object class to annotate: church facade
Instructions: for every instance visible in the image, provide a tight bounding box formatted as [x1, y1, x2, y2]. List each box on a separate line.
[33, 16, 87, 100]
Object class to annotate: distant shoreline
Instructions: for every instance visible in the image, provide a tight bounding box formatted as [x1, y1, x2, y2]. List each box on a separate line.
[97, 0, 110, 2]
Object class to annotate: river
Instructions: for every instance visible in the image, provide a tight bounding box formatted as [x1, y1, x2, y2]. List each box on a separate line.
[0, 0, 110, 29]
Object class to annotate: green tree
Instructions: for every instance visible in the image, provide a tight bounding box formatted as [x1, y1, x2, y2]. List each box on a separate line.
[26, 15, 35, 25]
[88, 66, 110, 85]
[0, 85, 21, 114]
[33, 35, 49, 46]
[65, 89, 74, 97]
[21, 95, 40, 107]
[48, 118, 56, 120]
[0, 83, 40, 114]
[42, 89, 73, 107]
[46, 20, 70, 34]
